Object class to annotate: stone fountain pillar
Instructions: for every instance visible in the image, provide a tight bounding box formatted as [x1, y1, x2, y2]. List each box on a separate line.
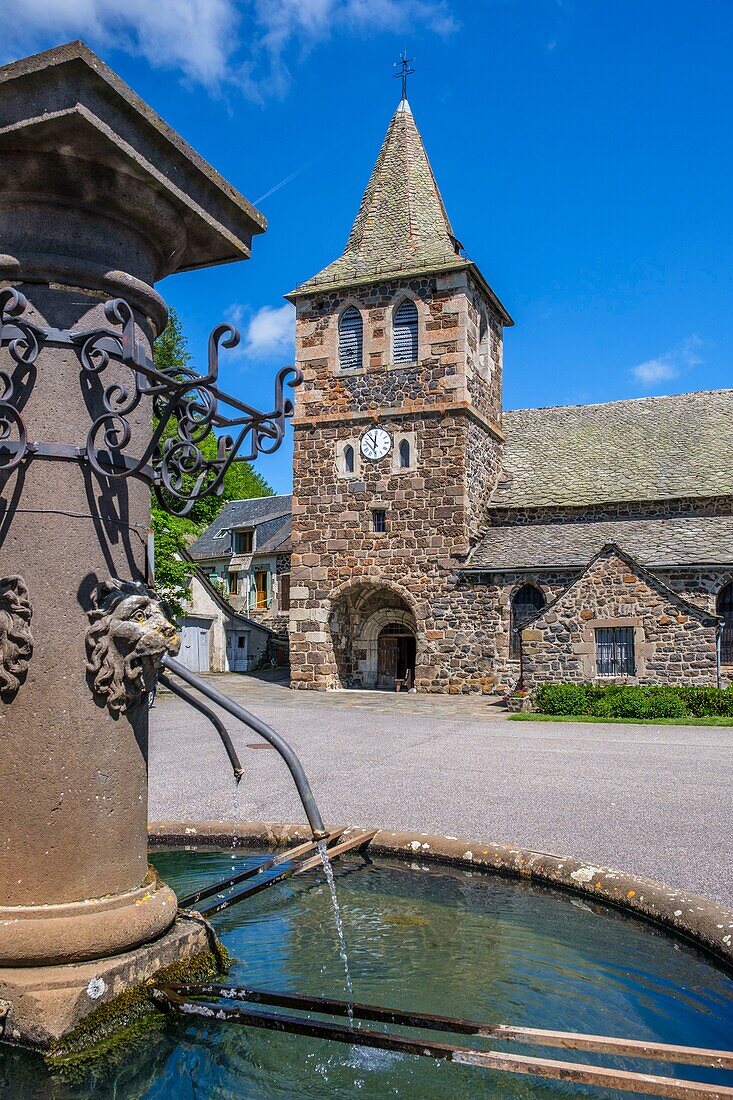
[0, 42, 265, 1047]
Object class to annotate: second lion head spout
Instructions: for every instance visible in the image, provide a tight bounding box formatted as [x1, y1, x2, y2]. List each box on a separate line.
[86, 579, 180, 715]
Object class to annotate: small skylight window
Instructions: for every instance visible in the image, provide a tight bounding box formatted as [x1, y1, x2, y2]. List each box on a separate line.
[213, 529, 228, 539]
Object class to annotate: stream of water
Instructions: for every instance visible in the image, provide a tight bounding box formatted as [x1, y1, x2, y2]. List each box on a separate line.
[229, 780, 240, 862]
[317, 840, 354, 1023]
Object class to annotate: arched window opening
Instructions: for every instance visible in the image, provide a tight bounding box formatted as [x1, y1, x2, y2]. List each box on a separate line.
[717, 582, 733, 665]
[399, 439, 410, 468]
[392, 299, 418, 363]
[478, 309, 490, 377]
[344, 444, 355, 474]
[339, 307, 363, 370]
[510, 584, 545, 658]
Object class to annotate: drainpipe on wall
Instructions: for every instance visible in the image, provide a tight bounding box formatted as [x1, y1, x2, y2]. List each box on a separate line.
[716, 622, 722, 689]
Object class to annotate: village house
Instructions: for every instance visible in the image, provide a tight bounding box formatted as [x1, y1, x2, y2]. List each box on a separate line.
[188, 94, 733, 691]
[184, 495, 292, 672]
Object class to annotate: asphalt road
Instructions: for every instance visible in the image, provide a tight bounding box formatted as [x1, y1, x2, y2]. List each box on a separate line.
[149, 673, 732, 905]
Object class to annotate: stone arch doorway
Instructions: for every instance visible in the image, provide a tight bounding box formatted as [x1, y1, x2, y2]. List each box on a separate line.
[327, 583, 420, 689]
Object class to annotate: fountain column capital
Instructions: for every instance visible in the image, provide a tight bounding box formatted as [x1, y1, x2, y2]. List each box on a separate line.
[0, 39, 266, 324]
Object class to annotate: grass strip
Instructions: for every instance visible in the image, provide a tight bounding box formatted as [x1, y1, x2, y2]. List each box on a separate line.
[508, 713, 733, 726]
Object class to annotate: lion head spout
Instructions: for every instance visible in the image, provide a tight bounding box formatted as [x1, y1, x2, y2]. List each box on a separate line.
[86, 579, 180, 715]
[0, 575, 34, 701]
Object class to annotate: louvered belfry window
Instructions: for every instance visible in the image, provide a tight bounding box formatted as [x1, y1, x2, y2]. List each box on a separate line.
[393, 299, 418, 363]
[338, 307, 363, 370]
[595, 628, 635, 677]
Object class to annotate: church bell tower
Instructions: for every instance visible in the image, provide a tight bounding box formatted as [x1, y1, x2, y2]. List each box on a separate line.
[287, 86, 513, 691]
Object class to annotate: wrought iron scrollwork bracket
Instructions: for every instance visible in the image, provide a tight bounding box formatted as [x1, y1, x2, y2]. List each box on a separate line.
[0, 288, 47, 472]
[0, 288, 301, 515]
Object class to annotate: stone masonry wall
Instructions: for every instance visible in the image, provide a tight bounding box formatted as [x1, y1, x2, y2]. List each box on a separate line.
[290, 409, 476, 690]
[444, 570, 576, 692]
[521, 548, 719, 688]
[290, 269, 506, 691]
[465, 271, 503, 425]
[656, 566, 733, 614]
[465, 416, 504, 545]
[284, 537, 724, 693]
[487, 494, 733, 527]
[294, 270, 503, 429]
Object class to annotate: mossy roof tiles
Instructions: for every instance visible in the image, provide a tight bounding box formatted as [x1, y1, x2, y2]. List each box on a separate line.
[492, 390, 733, 510]
[467, 514, 733, 572]
[293, 99, 465, 295]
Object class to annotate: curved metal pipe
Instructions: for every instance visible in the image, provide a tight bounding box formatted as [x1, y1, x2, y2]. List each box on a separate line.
[159, 672, 244, 784]
[161, 655, 327, 840]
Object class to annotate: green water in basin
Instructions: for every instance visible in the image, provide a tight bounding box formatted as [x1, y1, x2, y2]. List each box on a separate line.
[1, 848, 731, 1098]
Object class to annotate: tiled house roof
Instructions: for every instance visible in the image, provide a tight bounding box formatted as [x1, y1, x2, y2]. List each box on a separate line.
[290, 100, 469, 296]
[467, 389, 733, 571]
[255, 515, 292, 553]
[492, 390, 733, 509]
[188, 495, 292, 560]
[467, 515, 733, 572]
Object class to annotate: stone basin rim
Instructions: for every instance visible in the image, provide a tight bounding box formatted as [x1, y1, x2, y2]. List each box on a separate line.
[149, 820, 733, 974]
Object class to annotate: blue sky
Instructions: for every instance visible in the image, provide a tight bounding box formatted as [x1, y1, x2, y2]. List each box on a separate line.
[5, 1, 732, 494]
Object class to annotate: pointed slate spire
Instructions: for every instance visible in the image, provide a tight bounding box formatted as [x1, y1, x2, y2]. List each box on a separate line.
[293, 98, 466, 294]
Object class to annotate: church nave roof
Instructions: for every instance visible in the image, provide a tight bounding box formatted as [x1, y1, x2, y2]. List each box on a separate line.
[492, 389, 733, 510]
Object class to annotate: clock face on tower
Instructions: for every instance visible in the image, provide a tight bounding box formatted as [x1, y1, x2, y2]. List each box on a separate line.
[360, 427, 392, 462]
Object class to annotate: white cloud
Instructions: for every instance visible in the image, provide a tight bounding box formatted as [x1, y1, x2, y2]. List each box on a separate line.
[630, 335, 703, 388]
[2, 0, 238, 87]
[3, 0, 456, 97]
[226, 302, 295, 360]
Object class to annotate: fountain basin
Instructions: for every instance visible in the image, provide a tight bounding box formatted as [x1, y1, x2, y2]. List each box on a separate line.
[1, 826, 731, 1097]
[151, 822, 733, 971]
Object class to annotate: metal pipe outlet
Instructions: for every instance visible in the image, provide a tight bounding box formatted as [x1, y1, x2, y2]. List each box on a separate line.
[161, 656, 327, 840]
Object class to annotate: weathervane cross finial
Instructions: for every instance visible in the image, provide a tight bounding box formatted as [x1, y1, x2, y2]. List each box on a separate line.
[394, 50, 415, 101]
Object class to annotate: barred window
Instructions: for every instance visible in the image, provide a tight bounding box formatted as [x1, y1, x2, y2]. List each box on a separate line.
[510, 584, 545, 658]
[717, 583, 733, 665]
[338, 307, 363, 370]
[392, 299, 418, 363]
[399, 439, 410, 468]
[344, 444, 355, 474]
[595, 627, 635, 677]
[372, 509, 387, 533]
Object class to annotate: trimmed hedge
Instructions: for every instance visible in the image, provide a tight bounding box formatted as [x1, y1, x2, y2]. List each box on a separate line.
[533, 682, 733, 719]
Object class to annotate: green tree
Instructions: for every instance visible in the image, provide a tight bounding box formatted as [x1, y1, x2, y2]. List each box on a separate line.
[150, 308, 272, 613]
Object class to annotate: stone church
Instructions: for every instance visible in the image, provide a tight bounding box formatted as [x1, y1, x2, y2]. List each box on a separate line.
[193, 94, 733, 692]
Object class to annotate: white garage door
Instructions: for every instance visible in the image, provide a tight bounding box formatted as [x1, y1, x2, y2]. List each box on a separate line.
[179, 618, 211, 672]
